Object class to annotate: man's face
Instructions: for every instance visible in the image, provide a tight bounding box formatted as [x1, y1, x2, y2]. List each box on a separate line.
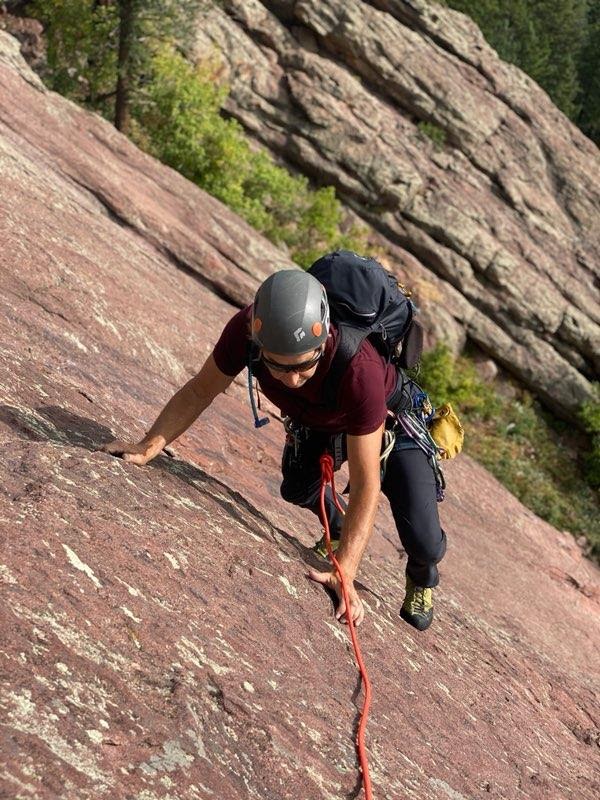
[261, 347, 323, 389]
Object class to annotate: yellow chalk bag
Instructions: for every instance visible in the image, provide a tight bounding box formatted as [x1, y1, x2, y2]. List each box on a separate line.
[429, 403, 464, 460]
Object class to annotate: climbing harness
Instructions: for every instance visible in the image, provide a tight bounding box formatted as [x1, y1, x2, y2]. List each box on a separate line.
[318, 453, 373, 800]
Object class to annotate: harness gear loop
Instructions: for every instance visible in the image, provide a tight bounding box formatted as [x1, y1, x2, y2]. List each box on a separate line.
[318, 454, 373, 800]
[396, 411, 446, 501]
[379, 423, 396, 480]
[389, 389, 446, 502]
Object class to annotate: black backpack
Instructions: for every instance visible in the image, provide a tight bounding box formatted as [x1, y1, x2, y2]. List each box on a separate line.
[308, 250, 423, 406]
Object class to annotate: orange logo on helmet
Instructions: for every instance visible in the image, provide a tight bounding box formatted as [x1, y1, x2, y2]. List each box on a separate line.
[312, 322, 322, 337]
[253, 318, 263, 332]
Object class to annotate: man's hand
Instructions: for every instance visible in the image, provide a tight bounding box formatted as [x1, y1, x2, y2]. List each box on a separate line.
[101, 354, 235, 467]
[307, 567, 365, 626]
[305, 425, 382, 628]
[101, 438, 164, 466]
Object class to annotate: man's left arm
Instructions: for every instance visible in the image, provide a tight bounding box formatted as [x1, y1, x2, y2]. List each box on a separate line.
[308, 423, 383, 625]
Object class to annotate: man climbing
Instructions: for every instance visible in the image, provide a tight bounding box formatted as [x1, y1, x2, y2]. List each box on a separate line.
[103, 255, 447, 630]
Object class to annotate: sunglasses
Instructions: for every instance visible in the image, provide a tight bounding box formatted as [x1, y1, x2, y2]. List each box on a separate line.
[261, 349, 323, 374]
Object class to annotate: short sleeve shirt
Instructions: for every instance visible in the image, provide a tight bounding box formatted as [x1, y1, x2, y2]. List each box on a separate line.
[213, 306, 398, 435]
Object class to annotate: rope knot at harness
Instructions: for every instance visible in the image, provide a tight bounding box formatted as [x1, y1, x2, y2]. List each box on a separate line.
[319, 452, 335, 482]
[318, 452, 373, 800]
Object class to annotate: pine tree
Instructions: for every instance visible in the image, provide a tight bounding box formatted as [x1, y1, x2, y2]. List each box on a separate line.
[30, 0, 201, 131]
[577, 1, 600, 142]
[445, 0, 591, 127]
[115, 0, 136, 133]
[529, 0, 588, 119]
[112, 0, 202, 133]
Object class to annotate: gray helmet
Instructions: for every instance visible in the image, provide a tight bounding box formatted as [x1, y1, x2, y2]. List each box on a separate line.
[252, 270, 330, 354]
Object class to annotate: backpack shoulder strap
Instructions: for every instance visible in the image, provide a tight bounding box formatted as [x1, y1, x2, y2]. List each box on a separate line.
[322, 324, 369, 407]
[396, 318, 424, 369]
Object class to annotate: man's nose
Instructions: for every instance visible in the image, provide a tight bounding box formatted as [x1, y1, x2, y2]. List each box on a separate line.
[281, 371, 301, 387]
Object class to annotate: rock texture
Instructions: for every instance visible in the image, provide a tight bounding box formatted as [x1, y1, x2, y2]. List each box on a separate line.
[1, 30, 600, 800]
[0, 6, 45, 71]
[194, 0, 600, 420]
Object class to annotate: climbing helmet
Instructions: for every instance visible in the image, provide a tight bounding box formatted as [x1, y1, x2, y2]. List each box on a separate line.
[251, 270, 330, 355]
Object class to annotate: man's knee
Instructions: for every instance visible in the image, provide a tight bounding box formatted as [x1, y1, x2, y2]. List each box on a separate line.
[403, 522, 446, 565]
[416, 527, 446, 564]
[280, 478, 299, 505]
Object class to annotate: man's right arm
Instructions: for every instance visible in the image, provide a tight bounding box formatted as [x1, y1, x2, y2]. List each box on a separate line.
[102, 354, 235, 465]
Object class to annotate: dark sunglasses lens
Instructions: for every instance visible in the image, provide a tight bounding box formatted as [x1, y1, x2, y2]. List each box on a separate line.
[263, 351, 321, 373]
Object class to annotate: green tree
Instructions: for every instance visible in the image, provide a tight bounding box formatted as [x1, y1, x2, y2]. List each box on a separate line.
[137, 46, 366, 265]
[444, 0, 590, 124]
[30, 0, 118, 114]
[114, 0, 136, 132]
[577, 2, 600, 141]
[528, 0, 588, 119]
[25, 3, 365, 264]
[30, 0, 201, 130]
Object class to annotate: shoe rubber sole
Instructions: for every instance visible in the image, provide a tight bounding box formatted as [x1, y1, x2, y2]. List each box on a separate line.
[400, 606, 433, 631]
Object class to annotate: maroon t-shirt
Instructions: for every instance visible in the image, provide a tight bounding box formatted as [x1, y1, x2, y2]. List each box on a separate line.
[213, 306, 398, 435]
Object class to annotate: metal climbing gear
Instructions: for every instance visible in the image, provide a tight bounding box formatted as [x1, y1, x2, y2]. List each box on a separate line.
[394, 390, 447, 502]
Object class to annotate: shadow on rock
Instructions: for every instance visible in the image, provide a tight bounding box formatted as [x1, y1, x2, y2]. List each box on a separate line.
[1, 404, 59, 443]
[151, 455, 380, 624]
[152, 453, 317, 556]
[38, 405, 115, 449]
[0, 404, 114, 450]
[146, 455, 379, 619]
[147, 454, 367, 595]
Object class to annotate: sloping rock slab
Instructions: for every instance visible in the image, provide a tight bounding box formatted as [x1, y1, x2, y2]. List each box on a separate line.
[1, 30, 600, 800]
[0, 30, 294, 310]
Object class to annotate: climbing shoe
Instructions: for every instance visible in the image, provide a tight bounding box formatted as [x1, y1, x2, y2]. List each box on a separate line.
[313, 533, 340, 559]
[400, 575, 433, 631]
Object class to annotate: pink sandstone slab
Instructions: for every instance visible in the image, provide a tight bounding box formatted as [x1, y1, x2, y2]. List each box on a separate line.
[0, 30, 599, 800]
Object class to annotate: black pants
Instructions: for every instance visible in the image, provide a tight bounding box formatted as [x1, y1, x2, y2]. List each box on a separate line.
[280, 428, 447, 588]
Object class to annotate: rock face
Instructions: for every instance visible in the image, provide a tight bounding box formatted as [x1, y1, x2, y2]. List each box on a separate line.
[195, 0, 600, 420]
[0, 7, 45, 71]
[1, 30, 600, 800]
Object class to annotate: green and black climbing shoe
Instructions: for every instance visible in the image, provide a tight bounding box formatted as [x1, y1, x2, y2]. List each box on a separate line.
[400, 575, 433, 631]
[313, 533, 340, 560]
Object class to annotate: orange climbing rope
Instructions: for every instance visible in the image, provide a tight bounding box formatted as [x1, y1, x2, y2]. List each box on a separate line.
[318, 453, 373, 800]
